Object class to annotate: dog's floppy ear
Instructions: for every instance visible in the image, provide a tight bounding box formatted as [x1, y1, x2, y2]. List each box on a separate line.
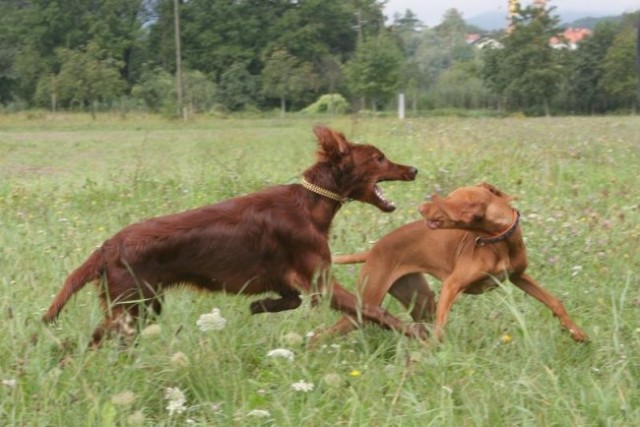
[477, 182, 512, 201]
[431, 194, 461, 221]
[459, 203, 485, 225]
[314, 126, 350, 161]
[433, 194, 485, 224]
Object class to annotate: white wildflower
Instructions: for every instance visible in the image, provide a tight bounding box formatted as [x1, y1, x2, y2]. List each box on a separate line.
[266, 348, 295, 361]
[164, 387, 187, 416]
[111, 390, 136, 406]
[140, 323, 162, 338]
[291, 380, 314, 392]
[2, 379, 17, 388]
[322, 373, 343, 387]
[571, 265, 583, 277]
[281, 332, 303, 346]
[196, 308, 227, 331]
[170, 351, 190, 368]
[127, 410, 146, 425]
[247, 409, 271, 418]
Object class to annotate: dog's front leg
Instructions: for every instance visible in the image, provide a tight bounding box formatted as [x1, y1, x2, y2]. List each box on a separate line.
[249, 293, 302, 314]
[510, 273, 588, 342]
[433, 276, 467, 342]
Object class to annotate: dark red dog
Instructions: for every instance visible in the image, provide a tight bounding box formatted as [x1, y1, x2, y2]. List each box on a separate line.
[43, 126, 420, 347]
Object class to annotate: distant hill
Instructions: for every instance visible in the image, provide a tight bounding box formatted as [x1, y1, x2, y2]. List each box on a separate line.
[565, 16, 623, 30]
[467, 12, 507, 31]
[467, 10, 625, 31]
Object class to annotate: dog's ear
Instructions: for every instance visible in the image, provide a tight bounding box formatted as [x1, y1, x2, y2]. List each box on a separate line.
[459, 203, 485, 225]
[314, 126, 350, 161]
[477, 182, 512, 201]
[434, 194, 485, 224]
[432, 194, 461, 221]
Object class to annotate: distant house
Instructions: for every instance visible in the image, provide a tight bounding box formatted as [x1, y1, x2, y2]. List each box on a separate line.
[550, 27, 592, 50]
[465, 33, 504, 49]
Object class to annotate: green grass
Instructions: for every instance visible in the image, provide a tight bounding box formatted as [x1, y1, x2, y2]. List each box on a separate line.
[1, 113, 639, 426]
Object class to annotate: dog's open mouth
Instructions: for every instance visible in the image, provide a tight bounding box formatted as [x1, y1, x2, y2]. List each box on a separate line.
[374, 184, 395, 211]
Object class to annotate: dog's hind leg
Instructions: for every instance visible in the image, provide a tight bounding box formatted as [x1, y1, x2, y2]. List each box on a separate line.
[90, 305, 138, 349]
[90, 276, 147, 348]
[389, 273, 436, 322]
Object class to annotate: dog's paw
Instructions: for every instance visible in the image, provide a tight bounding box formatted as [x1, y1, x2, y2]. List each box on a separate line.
[405, 323, 429, 341]
[249, 300, 267, 314]
[570, 328, 589, 343]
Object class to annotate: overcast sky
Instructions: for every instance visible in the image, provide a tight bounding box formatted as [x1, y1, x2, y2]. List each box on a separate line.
[383, 0, 640, 26]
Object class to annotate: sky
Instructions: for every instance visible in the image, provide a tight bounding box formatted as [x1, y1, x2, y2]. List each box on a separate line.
[383, 0, 640, 27]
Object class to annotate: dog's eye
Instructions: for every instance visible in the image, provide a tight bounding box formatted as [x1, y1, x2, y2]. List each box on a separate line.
[375, 154, 385, 163]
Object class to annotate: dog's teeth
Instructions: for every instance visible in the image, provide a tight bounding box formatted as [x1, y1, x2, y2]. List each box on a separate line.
[374, 184, 394, 209]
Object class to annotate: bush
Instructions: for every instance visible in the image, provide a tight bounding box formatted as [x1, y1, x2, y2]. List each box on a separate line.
[301, 93, 349, 114]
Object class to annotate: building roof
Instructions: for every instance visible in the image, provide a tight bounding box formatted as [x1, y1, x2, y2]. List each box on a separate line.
[550, 27, 592, 49]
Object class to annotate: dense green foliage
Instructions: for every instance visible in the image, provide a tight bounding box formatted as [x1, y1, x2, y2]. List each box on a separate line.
[1, 114, 639, 425]
[0, 1, 638, 115]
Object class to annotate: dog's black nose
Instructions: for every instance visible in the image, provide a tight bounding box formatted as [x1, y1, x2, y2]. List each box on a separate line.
[409, 167, 418, 179]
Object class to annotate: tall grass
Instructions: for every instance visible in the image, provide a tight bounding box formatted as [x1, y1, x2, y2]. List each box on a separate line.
[1, 113, 639, 426]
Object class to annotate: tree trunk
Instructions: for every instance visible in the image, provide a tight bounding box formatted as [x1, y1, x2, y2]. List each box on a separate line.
[50, 92, 57, 113]
[543, 98, 550, 117]
[280, 96, 286, 117]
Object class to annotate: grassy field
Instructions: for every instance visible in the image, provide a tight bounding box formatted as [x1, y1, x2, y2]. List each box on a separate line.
[1, 113, 639, 426]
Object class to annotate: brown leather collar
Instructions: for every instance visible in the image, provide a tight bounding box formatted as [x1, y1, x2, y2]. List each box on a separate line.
[475, 210, 520, 246]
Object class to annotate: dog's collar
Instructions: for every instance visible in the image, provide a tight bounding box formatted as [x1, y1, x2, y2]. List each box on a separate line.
[301, 178, 347, 203]
[475, 210, 520, 246]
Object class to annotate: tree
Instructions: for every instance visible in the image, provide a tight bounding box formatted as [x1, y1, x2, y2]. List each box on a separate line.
[345, 34, 404, 111]
[216, 62, 261, 111]
[0, 1, 22, 104]
[637, 18, 640, 112]
[268, 0, 357, 62]
[431, 61, 493, 109]
[481, 4, 563, 115]
[315, 55, 345, 113]
[55, 43, 125, 118]
[2, 0, 146, 106]
[86, 0, 145, 85]
[261, 49, 318, 116]
[407, 9, 476, 111]
[391, 10, 424, 113]
[601, 26, 638, 110]
[183, 70, 216, 114]
[567, 21, 618, 113]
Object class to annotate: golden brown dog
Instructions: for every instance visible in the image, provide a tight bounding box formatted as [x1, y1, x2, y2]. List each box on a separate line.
[329, 183, 588, 343]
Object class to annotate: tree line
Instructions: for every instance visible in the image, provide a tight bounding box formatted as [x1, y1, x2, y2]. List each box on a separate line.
[0, 0, 638, 117]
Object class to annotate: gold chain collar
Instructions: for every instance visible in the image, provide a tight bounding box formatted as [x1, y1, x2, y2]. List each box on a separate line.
[300, 178, 347, 203]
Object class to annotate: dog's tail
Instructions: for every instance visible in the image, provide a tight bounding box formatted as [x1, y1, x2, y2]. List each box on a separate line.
[42, 248, 103, 323]
[332, 251, 369, 265]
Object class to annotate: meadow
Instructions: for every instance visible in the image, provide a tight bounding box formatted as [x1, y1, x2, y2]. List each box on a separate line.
[1, 113, 639, 426]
